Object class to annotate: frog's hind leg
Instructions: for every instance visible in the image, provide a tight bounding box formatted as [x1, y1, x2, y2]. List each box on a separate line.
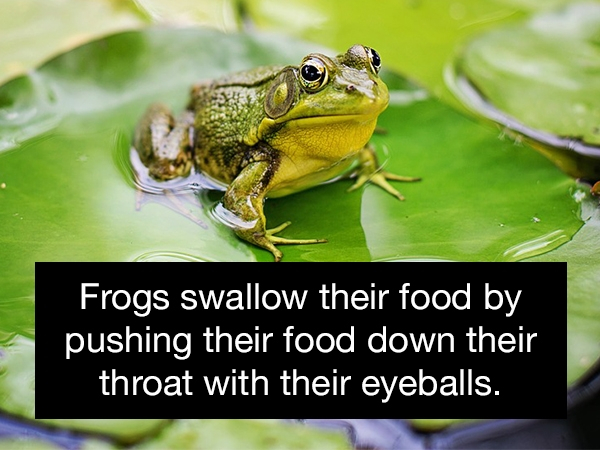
[133, 103, 194, 181]
[222, 159, 326, 262]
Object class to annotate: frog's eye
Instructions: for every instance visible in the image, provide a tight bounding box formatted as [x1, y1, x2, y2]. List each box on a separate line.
[299, 58, 328, 91]
[366, 47, 381, 74]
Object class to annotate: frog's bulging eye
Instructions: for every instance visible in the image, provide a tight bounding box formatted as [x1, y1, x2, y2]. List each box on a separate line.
[299, 58, 328, 91]
[366, 47, 381, 74]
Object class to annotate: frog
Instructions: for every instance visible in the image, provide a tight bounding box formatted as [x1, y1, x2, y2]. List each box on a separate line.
[133, 44, 420, 261]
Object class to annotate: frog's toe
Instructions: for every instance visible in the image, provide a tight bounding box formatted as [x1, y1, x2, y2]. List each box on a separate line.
[269, 236, 328, 245]
[347, 173, 370, 193]
[266, 221, 292, 236]
[368, 172, 408, 201]
[381, 171, 421, 183]
[267, 222, 327, 245]
[235, 222, 326, 262]
[264, 242, 284, 263]
[348, 170, 420, 201]
[258, 233, 327, 263]
[235, 230, 283, 262]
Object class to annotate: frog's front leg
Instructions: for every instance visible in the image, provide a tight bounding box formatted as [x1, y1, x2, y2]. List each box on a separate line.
[133, 103, 194, 181]
[222, 160, 326, 262]
[348, 145, 421, 201]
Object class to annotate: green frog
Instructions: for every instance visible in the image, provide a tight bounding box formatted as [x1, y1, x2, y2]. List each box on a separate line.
[133, 44, 419, 261]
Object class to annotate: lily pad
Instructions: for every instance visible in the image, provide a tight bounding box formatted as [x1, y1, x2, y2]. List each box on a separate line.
[0, 336, 168, 442]
[448, 2, 600, 181]
[0, 0, 145, 84]
[0, 27, 591, 439]
[134, 419, 350, 450]
[434, 0, 600, 391]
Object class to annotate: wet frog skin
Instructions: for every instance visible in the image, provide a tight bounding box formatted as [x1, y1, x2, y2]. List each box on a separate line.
[133, 45, 420, 261]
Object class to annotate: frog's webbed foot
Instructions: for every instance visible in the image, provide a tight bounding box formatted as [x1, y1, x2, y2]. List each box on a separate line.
[348, 145, 421, 201]
[133, 103, 194, 181]
[223, 160, 327, 262]
[245, 222, 327, 262]
[348, 170, 421, 201]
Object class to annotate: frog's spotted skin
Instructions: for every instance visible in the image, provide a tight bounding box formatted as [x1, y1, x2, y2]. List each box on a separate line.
[133, 45, 420, 261]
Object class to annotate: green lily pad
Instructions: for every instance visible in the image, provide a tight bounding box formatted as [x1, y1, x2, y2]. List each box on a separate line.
[0, 336, 168, 442]
[0, 27, 592, 438]
[430, 0, 600, 393]
[448, 2, 600, 180]
[134, 419, 350, 450]
[452, 2, 600, 146]
[0, 0, 145, 84]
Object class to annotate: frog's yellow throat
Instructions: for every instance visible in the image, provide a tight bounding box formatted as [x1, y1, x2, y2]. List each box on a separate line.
[266, 113, 380, 163]
[261, 114, 379, 197]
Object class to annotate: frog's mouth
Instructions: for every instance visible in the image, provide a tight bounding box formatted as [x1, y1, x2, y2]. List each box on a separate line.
[257, 109, 385, 143]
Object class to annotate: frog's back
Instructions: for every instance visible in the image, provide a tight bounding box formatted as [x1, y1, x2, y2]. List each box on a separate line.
[212, 65, 284, 87]
[188, 65, 286, 183]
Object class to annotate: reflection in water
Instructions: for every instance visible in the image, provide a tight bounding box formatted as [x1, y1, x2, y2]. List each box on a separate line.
[114, 133, 229, 231]
[126, 144, 225, 195]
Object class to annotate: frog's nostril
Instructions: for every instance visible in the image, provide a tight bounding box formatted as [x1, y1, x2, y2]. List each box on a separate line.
[347, 84, 356, 92]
